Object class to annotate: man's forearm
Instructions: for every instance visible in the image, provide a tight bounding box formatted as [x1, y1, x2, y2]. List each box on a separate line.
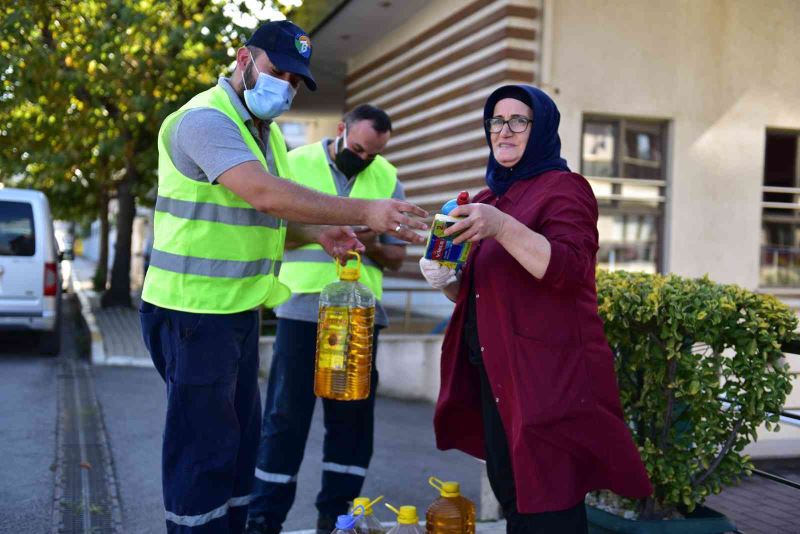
[219, 161, 371, 225]
[262, 177, 372, 225]
[285, 222, 322, 248]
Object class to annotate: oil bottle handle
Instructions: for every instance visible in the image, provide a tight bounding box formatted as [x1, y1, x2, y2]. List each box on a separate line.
[385, 503, 400, 515]
[335, 250, 362, 275]
[352, 505, 366, 517]
[368, 495, 384, 510]
[429, 476, 445, 492]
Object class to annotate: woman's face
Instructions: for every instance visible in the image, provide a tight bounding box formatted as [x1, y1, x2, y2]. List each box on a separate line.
[489, 98, 533, 168]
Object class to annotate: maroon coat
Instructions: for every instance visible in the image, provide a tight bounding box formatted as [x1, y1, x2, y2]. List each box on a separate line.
[434, 170, 653, 513]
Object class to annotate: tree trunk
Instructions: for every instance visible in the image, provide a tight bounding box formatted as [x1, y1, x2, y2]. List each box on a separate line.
[102, 179, 135, 308]
[94, 189, 110, 291]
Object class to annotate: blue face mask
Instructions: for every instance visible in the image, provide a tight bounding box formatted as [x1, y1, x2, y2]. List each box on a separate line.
[241, 53, 296, 120]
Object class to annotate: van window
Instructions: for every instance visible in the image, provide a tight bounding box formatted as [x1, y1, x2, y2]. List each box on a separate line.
[0, 201, 36, 256]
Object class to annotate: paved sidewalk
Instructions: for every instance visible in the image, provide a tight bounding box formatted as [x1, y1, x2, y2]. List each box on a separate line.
[72, 256, 151, 366]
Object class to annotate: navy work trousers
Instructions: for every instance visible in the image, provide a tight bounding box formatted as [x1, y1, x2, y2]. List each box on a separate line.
[247, 318, 379, 530]
[140, 301, 262, 534]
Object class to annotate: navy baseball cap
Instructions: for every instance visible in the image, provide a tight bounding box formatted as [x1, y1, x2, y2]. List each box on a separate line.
[246, 20, 317, 91]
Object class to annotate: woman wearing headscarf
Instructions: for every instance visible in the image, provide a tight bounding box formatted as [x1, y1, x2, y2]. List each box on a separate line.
[419, 85, 652, 533]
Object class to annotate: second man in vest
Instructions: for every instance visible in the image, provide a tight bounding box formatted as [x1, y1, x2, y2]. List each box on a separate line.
[246, 106, 405, 534]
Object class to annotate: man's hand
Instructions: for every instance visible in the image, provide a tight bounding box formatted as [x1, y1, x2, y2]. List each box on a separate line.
[354, 228, 379, 251]
[318, 226, 365, 263]
[354, 228, 406, 271]
[364, 199, 428, 244]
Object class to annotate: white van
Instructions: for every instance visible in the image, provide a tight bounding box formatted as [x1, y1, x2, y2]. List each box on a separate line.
[0, 187, 63, 355]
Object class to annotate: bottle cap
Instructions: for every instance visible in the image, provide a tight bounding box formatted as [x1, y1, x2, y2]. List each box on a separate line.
[352, 496, 382, 516]
[337, 250, 362, 281]
[385, 503, 419, 524]
[335, 514, 356, 530]
[429, 476, 461, 497]
[441, 191, 470, 215]
[441, 199, 458, 215]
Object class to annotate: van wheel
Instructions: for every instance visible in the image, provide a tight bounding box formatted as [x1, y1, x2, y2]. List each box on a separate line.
[39, 330, 61, 356]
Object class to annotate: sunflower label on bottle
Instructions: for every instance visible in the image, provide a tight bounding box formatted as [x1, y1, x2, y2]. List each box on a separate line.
[318, 306, 348, 370]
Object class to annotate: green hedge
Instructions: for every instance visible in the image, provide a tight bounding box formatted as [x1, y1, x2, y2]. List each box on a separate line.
[596, 270, 797, 518]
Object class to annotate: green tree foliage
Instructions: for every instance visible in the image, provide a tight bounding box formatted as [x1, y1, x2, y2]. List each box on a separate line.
[596, 270, 797, 519]
[0, 0, 289, 305]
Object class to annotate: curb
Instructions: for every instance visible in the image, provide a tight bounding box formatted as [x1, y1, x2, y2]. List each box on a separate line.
[72, 268, 107, 365]
[70, 260, 153, 368]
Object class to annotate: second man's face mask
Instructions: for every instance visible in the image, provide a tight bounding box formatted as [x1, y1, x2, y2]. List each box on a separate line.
[242, 52, 296, 120]
[335, 127, 372, 179]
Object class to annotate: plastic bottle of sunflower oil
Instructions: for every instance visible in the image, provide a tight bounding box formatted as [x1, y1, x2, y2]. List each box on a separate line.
[425, 477, 476, 533]
[315, 251, 375, 401]
[385, 504, 424, 534]
[332, 505, 365, 534]
[352, 496, 387, 534]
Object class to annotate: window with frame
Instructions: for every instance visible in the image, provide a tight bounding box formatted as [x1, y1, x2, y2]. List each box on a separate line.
[581, 116, 668, 274]
[760, 129, 800, 288]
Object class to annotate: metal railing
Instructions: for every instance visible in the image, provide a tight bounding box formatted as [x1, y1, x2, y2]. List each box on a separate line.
[260, 286, 451, 335]
[728, 340, 800, 533]
[748, 406, 800, 510]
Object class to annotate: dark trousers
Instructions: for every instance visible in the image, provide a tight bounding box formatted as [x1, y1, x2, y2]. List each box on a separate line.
[477, 360, 588, 534]
[140, 302, 262, 534]
[247, 318, 379, 530]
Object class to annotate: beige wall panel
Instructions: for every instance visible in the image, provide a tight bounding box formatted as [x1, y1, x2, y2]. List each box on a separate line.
[549, 0, 800, 288]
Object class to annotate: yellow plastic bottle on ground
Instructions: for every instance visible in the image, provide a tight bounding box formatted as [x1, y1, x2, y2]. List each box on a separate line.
[315, 251, 375, 401]
[425, 476, 476, 533]
[385, 504, 425, 534]
[352, 496, 386, 534]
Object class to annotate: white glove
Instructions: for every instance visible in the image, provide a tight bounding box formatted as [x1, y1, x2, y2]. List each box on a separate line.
[419, 258, 458, 289]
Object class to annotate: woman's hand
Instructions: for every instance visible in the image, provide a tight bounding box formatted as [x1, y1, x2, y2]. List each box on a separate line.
[444, 203, 509, 244]
[419, 258, 457, 289]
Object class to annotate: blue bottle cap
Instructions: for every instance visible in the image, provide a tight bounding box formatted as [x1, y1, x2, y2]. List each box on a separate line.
[335, 514, 356, 530]
[441, 198, 458, 215]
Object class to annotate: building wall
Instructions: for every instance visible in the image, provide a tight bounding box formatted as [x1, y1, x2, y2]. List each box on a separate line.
[546, 0, 800, 457]
[276, 113, 341, 148]
[548, 0, 800, 287]
[346, 0, 542, 277]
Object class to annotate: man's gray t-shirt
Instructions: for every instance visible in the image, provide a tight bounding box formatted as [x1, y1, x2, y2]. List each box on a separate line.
[275, 138, 406, 328]
[166, 77, 277, 182]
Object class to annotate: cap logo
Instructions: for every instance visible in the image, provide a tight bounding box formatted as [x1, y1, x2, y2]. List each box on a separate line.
[295, 34, 311, 58]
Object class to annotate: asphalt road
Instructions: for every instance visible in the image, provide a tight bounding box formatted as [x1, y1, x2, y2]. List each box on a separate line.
[0, 325, 60, 532]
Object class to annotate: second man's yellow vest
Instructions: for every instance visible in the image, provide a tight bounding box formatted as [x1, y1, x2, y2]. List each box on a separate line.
[280, 142, 397, 300]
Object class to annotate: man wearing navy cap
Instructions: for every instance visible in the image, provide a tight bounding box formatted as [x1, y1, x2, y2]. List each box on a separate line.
[141, 20, 427, 534]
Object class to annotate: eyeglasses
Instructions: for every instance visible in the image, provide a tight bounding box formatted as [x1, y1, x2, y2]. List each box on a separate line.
[485, 116, 532, 134]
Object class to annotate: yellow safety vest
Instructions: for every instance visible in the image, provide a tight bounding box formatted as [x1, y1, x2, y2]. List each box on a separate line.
[142, 85, 292, 313]
[279, 141, 397, 299]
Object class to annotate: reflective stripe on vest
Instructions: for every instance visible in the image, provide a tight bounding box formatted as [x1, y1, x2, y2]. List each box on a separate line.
[278, 142, 397, 300]
[155, 195, 282, 228]
[149, 249, 282, 279]
[141, 85, 291, 313]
